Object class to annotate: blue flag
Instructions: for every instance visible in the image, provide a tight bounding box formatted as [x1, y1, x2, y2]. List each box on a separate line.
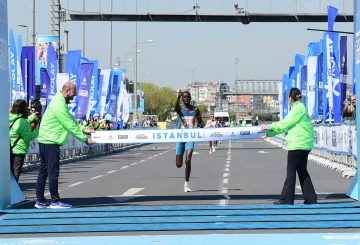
[300, 65, 308, 109]
[282, 74, 288, 119]
[46, 44, 58, 104]
[315, 52, 324, 121]
[9, 29, 17, 105]
[40, 67, 50, 113]
[86, 60, 99, 119]
[340, 36, 348, 115]
[76, 63, 94, 120]
[65, 50, 81, 116]
[21, 46, 36, 101]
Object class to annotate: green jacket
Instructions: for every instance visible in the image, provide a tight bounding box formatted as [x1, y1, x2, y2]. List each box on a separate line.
[38, 92, 88, 145]
[9, 113, 39, 155]
[266, 100, 314, 151]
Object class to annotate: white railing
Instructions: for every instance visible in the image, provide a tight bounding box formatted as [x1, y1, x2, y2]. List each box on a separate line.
[23, 135, 138, 170]
[270, 122, 357, 178]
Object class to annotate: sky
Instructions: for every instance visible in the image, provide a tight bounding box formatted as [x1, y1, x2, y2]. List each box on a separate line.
[7, 0, 354, 90]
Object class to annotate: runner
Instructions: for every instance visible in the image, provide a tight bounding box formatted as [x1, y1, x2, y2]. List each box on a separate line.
[206, 112, 216, 154]
[175, 90, 204, 192]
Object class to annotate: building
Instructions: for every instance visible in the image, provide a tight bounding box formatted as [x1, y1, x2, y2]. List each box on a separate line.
[218, 79, 280, 115]
[187, 81, 222, 109]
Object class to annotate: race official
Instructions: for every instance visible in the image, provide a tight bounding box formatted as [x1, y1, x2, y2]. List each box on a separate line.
[35, 82, 95, 209]
[261, 88, 317, 205]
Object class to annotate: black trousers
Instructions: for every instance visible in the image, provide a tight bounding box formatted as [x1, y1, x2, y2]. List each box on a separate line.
[279, 150, 317, 204]
[35, 143, 61, 203]
[10, 152, 25, 182]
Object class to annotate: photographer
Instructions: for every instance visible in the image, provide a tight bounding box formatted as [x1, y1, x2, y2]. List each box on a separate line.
[343, 95, 356, 122]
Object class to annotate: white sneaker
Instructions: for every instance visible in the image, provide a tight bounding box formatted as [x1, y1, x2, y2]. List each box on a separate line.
[212, 146, 216, 152]
[184, 184, 192, 192]
[209, 149, 212, 154]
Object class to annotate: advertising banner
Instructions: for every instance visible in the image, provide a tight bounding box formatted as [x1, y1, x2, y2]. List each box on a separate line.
[307, 42, 320, 119]
[128, 89, 145, 113]
[75, 63, 94, 119]
[36, 35, 59, 85]
[340, 36, 348, 113]
[91, 126, 265, 144]
[86, 60, 99, 119]
[65, 50, 81, 116]
[21, 46, 36, 101]
[46, 44, 58, 104]
[9, 29, 17, 105]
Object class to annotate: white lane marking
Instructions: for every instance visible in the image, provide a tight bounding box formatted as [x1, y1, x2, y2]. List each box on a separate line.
[218, 140, 232, 206]
[257, 151, 268, 154]
[68, 181, 83, 187]
[109, 188, 145, 197]
[46, 148, 168, 198]
[296, 185, 332, 195]
[147, 157, 153, 159]
[109, 188, 146, 203]
[154, 155, 158, 157]
[219, 200, 228, 206]
[131, 163, 138, 166]
[90, 175, 103, 180]
[121, 188, 145, 196]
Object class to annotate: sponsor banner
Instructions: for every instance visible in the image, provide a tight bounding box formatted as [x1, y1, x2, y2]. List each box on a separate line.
[36, 35, 59, 85]
[91, 127, 265, 144]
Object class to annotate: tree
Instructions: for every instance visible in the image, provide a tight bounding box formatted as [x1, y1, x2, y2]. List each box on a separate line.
[141, 83, 177, 121]
[196, 104, 208, 114]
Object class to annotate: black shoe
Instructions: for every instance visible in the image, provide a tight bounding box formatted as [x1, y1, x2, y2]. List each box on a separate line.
[273, 200, 293, 205]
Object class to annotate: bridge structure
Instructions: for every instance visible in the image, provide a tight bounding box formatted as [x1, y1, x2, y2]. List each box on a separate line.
[60, 0, 354, 24]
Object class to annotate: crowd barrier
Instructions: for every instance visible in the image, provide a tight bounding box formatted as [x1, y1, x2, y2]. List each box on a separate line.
[23, 134, 136, 169]
[276, 122, 357, 169]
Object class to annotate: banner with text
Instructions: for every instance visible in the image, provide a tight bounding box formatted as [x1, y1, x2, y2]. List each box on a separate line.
[91, 127, 265, 144]
[36, 35, 59, 86]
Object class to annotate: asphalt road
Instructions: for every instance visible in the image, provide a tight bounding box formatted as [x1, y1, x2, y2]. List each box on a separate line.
[16, 140, 352, 207]
[1, 139, 358, 239]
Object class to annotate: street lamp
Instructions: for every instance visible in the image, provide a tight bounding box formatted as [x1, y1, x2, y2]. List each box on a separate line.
[125, 50, 141, 72]
[134, 39, 154, 117]
[17, 24, 29, 45]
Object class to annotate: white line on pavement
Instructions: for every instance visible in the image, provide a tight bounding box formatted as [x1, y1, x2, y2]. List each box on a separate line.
[131, 163, 138, 166]
[121, 166, 129, 169]
[90, 175, 103, 180]
[68, 181, 83, 187]
[107, 170, 117, 174]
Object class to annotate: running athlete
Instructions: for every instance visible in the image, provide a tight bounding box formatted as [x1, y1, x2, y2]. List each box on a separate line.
[206, 112, 216, 154]
[175, 90, 204, 192]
